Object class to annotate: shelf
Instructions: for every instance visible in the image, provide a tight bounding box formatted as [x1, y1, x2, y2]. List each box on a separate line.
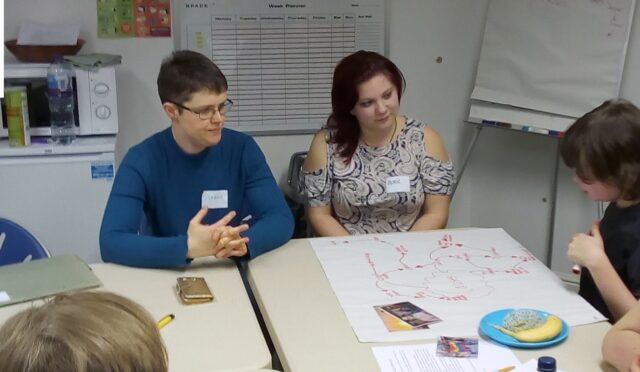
[0, 136, 116, 157]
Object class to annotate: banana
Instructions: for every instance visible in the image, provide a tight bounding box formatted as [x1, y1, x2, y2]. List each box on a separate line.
[492, 314, 563, 342]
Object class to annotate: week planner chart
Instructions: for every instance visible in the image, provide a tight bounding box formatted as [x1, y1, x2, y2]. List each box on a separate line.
[178, 0, 385, 133]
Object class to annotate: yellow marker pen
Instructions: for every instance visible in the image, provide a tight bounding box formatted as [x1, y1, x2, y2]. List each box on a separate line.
[496, 366, 515, 372]
[157, 314, 175, 329]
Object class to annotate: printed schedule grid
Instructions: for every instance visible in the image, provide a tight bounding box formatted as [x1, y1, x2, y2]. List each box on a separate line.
[210, 14, 380, 133]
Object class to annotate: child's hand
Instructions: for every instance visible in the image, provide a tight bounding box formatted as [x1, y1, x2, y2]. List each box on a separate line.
[630, 355, 640, 372]
[567, 221, 605, 269]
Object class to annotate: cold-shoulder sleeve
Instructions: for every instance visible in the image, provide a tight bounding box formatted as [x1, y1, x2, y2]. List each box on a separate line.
[420, 156, 455, 195]
[300, 165, 332, 207]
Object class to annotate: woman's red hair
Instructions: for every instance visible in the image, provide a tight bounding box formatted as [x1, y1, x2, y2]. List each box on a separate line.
[326, 51, 406, 162]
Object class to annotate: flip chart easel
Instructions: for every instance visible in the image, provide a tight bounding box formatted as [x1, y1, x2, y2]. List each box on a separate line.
[455, 113, 564, 267]
[455, 0, 635, 268]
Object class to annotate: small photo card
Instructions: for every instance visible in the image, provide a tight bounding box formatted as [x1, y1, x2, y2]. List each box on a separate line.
[436, 336, 479, 358]
[374, 305, 415, 332]
[375, 301, 442, 331]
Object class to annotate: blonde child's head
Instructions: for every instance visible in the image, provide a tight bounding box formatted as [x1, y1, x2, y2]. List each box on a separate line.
[0, 291, 167, 372]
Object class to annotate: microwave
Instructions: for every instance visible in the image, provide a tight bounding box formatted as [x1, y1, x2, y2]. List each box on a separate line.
[1, 63, 118, 137]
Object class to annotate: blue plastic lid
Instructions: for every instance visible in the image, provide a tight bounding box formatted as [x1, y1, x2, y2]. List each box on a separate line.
[52, 53, 64, 63]
[537, 356, 557, 371]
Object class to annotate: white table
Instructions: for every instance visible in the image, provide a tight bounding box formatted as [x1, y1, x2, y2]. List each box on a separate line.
[247, 239, 614, 372]
[0, 258, 271, 372]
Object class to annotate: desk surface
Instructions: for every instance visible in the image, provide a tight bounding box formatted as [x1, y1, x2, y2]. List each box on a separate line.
[0, 258, 271, 372]
[248, 238, 614, 372]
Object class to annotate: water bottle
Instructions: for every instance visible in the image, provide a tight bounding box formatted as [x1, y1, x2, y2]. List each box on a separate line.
[47, 54, 76, 144]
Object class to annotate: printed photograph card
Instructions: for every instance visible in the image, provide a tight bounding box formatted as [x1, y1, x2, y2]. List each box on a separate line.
[374, 301, 442, 332]
[436, 336, 479, 358]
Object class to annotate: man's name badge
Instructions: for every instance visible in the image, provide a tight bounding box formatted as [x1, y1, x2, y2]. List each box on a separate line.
[202, 190, 228, 209]
[386, 176, 410, 193]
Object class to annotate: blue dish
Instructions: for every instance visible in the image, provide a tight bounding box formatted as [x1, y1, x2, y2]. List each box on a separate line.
[479, 308, 569, 349]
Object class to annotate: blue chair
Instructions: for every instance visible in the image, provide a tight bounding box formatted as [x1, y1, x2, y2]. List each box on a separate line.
[0, 218, 50, 266]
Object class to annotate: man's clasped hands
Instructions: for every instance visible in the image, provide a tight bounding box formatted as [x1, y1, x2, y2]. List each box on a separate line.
[187, 209, 250, 259]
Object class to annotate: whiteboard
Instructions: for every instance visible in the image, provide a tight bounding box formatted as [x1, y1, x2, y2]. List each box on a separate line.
[471, 0, 635, 126]
[177, 0, 385, 134]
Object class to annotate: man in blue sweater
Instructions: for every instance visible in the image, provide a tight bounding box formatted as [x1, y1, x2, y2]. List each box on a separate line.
[100, 50, 294, 267]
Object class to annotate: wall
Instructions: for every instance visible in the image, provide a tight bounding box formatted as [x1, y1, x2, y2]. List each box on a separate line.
[386, 0, 489, 229]
[4, 0, 486, 229]
[9, 1, 638, 272]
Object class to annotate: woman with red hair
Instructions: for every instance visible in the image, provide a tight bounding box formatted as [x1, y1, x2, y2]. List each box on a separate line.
[301, 51, 455, 236]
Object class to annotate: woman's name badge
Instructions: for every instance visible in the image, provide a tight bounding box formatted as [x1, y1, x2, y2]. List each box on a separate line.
[386, 176, 410, 193]
[202, 190, 228, 209]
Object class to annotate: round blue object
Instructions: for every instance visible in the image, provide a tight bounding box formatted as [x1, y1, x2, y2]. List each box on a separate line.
[478, 308, 569, 349]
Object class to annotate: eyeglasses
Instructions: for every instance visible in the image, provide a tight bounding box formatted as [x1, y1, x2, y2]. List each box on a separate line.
[168, 98, 234, 120]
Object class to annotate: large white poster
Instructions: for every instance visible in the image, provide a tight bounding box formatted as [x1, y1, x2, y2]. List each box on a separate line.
[311, 228, 605, 342]
[472, 0, 634, 120]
